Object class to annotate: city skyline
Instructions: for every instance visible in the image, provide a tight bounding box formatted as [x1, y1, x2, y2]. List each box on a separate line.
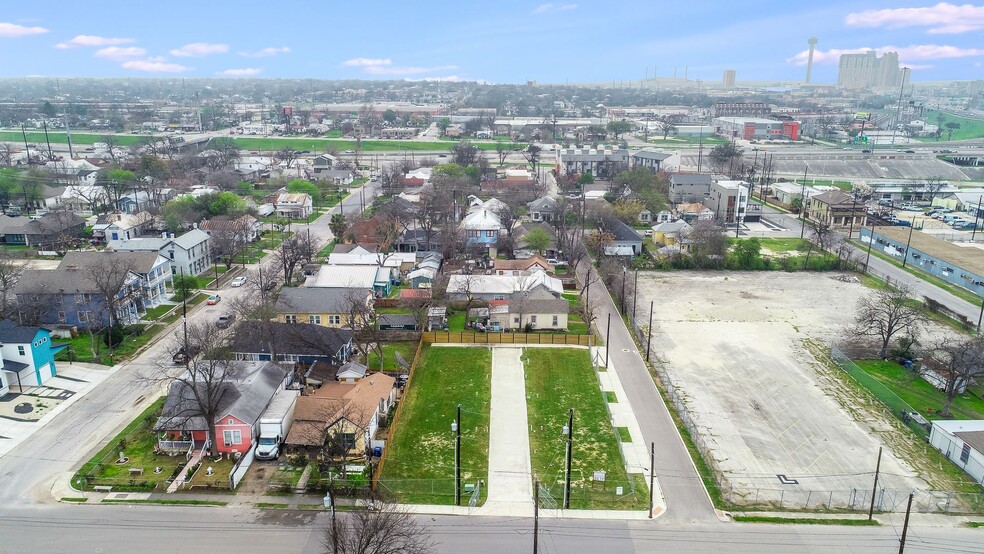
[0, 1, 982, 83]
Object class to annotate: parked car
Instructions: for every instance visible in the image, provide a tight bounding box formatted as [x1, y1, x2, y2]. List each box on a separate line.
[207, 294, 221, 305]
[172, 345, 201, 365]
[230, 276, 247, 287]
[217, 313, 235, 329]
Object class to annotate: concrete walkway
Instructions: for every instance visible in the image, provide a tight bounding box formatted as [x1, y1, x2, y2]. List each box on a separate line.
[478, 347, 534, 516]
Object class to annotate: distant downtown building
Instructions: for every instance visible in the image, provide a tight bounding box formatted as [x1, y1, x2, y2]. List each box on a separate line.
[837, 51, 902, 89]
[722, 69, 736, 89]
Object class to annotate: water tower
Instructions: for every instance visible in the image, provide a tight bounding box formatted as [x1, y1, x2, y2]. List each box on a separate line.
[805, 37, 818, 84]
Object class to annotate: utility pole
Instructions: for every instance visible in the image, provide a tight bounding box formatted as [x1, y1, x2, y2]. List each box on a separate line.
[632, 270, 638, 321]
[646, 300, 654, 360]
[898, 492, 914, 553]
[648, 441, 655, 518]
[972, 195, 982, 241]
[868, 446, 882, 520]
[901, 220, 916, 268]
[605, 313, 611, 368]
[533, 479, 539, 554]
[864, 225, 875, 273]
[453, 404, 461, 505]
[799, 164, 809, 239]
[563, 408, 574, 509]
[21, 125, 30, 165]
[181, 269, 190, 371]
[620, 267, 626, 314]
[891, 68, 908, 146]
[42, 121, 54, 160]
[64, 116, 75, 159]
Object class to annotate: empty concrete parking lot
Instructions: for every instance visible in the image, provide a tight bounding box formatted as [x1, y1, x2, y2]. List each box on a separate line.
[638, 271, 928, 509]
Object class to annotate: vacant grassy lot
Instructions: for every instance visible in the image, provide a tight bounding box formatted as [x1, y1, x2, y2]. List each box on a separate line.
[365, 341, 417, 372]
[923, 110, 984, 141]
[0, 130, 147, 145]
[377, 346, 492, 504]
[856, 360, 984, 421]
[524, 348, 648, 510]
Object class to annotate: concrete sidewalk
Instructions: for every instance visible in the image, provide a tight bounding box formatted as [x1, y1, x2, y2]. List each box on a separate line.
[478, 347, 534, 516]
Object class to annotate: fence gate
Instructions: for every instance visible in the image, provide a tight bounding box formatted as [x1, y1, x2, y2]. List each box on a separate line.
[229, 448, 255, 490]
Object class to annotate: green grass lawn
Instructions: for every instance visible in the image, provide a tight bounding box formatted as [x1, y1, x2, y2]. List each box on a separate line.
[567, 313, 588, 335]
[523, 348, 648, 510]
[364, 341, 418, 372]
[729, 237, 810, 253]
[186, 457, 236, 491]
[447, 311, 467, 331]
[856, 360, 984, 420]
[75, 397, 184, 491]
[923, 110, 984, 141]
[57, 324, 164, 365]
[142, 304, 176, 321]
[378, 346, 492, 505]
[0, 130, 147, 146]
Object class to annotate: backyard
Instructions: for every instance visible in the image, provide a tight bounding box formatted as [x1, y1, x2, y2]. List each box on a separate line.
[523, 348, 648, 510]
[364, 341, 417, 372]
[376, 346, 492, 504]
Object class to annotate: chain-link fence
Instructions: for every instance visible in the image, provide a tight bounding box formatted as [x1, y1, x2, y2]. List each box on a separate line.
[375, 475, 487, 506]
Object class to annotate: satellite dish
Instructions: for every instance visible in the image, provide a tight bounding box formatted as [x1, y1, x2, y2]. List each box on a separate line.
[395, 352, 411, 370]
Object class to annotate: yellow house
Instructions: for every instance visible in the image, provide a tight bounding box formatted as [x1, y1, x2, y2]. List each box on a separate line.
[276, 286, 372, 328]
[651, 220, 693, 246]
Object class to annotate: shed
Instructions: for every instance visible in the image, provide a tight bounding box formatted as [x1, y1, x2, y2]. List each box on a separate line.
[378, 314, 419, 331]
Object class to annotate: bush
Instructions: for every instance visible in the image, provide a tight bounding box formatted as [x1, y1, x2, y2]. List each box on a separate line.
[125, 324, 146, 337]
[103, 326, 124, 348]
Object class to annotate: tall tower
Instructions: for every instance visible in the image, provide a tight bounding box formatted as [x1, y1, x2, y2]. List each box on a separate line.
[805, 37, 818, 83]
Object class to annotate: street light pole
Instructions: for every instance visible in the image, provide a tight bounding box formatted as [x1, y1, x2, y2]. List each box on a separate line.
[646, 300, 654, 360]
[864, 225, 875, 273]
[605, 313, 611, 368]
[799, 164, 809, 239]
[901, 219, 916, 268]
[632, 269, 638, 321]
[453, 404, 461, 505]
[563, 408, 574, 509]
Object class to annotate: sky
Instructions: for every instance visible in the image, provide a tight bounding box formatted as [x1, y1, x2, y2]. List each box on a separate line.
[1, 1, 983, 84]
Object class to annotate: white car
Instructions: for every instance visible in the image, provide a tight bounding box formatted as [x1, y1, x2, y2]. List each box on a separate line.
[230, 276, 247, 287]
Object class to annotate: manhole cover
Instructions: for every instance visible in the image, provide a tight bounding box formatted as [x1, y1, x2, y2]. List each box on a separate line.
[622, 349, 630, 352]
[14, 403, 34, 414]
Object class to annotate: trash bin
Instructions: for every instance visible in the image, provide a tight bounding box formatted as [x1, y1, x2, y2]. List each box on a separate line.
[373, 446, 382, 457]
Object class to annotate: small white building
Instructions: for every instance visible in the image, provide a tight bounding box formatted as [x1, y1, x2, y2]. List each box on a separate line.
[110, 229, 212, 277]
[929, 420, 984, 485]
[275, 193, 314, 219]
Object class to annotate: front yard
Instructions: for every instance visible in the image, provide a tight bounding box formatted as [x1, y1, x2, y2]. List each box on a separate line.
[57, 324, 165, 366]
[377, 346, 492, 504]
[75, 397, 184, 492]
[523, 348, 648, 510]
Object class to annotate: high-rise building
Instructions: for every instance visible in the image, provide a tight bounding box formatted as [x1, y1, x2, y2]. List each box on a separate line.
[722, 69, 736, 88]
[837, 51, 901, 89]
[805, 37, 817, 83]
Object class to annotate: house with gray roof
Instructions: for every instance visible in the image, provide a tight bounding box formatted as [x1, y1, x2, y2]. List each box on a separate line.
[14, 251, 172, 327]
[527, 196, 558, 223]
[110, 229, 212, 276]
[276, 286, 372, 328]
[0, 212, 85, 247]
[631, 148, 674, 172]
[603, 218, 643, 257]
[153, 361, 288, 456]
[668, 173, 713, 203]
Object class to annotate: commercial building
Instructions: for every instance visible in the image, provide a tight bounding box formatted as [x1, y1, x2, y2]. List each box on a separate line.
[807, 191, 867, 230]
[722, 69, 736, 89]
[714, 117, 799, 141]
[711, 102, 770, 118]
[558, 147, 630, 179]
[860, 226, 984, 296]
[837, 51, 902, 89]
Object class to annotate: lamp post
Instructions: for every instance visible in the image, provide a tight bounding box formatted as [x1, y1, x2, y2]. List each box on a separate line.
[901, 219, 916, 268]
[799, 163, 809, 239]
[562, 408, 574, 509]
[452, 404, 461, 505]
[864, 225, 876, 273]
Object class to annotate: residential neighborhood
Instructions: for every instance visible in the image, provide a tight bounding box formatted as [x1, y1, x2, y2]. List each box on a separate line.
[2, 6, 984, 551]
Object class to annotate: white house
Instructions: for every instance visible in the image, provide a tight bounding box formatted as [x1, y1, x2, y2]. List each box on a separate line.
[96, 211, 154, 242]
[110, 229, 212, 277]
[275, 193, 314, 219]
[929, 420, 984, 485]
[447, 269, 563, 302]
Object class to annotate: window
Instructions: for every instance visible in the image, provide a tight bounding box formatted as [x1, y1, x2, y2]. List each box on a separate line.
[328, 315, 341, 325]
[17, 346, 25, 356]
[309, 315, 322, 325]
[486, 230, 495, 237]
[341, 433, 356, 450]
[961, 443, 971, 463]
[284, 315, 297, 323]
[222, 429, 242, 446]
[78, 311, 88, 322]
[530, 315, 537, 324]
[493, 294, 505, 301]
[553, 315, 558, 327]
[58, 312, 66, 324]
[514, 317, 520, 323]
[228, 419, 234, 425]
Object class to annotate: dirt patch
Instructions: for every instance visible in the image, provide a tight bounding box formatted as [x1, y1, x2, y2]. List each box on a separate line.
[639, 271, 928, 509]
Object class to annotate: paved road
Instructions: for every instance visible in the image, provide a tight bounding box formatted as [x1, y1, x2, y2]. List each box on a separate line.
[1, 504, 979, 553]
[576, 257, 717, 523]
[0, 181, 378, 508]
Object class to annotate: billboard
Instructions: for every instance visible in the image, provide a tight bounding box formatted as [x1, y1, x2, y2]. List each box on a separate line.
[854, 112, 871, 121]
[283, 107, 293, 116]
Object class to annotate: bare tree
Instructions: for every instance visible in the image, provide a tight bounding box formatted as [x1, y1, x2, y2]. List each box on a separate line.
[522, 145, 542, 176]
[920, 177, 946, 204]
[0, 143, 13, 167]
[923, 336, 984, 417]
[416, 188, 452, 252]
[274, 231, 320, 285]
[0, 250, 21, 317]
[322, 495, 435, 554]
[495, 141, 510, 166]
[377, 163, 405, 194]
[852, 284, 925, 358]
[157, 320, 240, 455]
[276, 147, 302, 170]
[656, 117, 677, 140]
[804, 220, 832, 267]
[689, 219, 727, 267]
[451, 141, 479, 167]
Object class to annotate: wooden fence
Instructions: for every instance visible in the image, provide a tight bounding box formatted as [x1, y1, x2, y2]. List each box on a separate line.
[422, 331, 595, 346]
[372, 337, 426, 489]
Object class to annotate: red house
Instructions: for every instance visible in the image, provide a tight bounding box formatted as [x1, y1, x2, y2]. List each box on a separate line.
[154, 361, 287, 457]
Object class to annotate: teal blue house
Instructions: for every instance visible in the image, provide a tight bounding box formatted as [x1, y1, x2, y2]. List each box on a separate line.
[0, 320, 67, 395]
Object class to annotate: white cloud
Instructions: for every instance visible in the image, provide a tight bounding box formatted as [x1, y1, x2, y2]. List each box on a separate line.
[846, 3, 984, 34]
[0, 22, 49, 38]
[217, 67, 262, 76]
[532, 3, 577, 14]
[239, 46, 290, 57]
[365, 64, 458, 75]
[121, 58, 190, 73]
[342, 57, 392, 67]
[787, 44, 984, 66]
[54, 34, 132, 48]
[408, 75, 463, 82]
[169, 42, 228, 57]
[94, 46, 146, 60]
